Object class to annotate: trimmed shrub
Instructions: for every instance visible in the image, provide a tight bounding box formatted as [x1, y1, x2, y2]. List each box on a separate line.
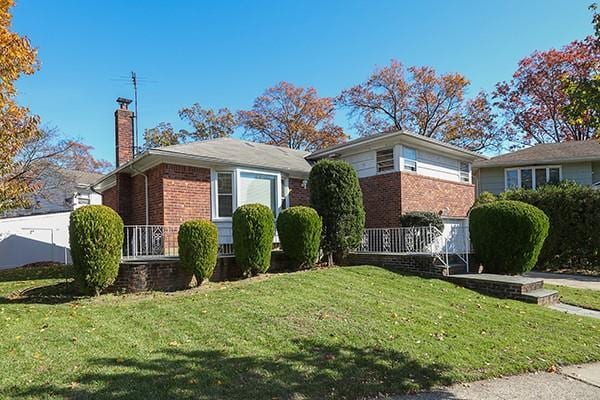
[69, 205, 124, 295]
[500, 182, 600, 269]
[277, 206, 322, 269]
[399, 211, 444, 232]
[232, 203, 275, 276]
[309, 159, 365, 265]
[178, 220, 218, 283]
[469, 200, 549, 274]
[474, 191, 497, 207]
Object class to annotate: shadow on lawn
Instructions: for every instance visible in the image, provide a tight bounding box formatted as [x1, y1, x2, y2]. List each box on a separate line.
[0, 281, 84, 304]
[4, 339, 456, 400]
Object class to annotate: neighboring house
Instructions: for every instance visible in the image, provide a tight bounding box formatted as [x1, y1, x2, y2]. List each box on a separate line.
[473, 140, 600, 195]
[0, 167, 103, 269]
[307, 131, 486, 227]
[93, 98, 311, 245]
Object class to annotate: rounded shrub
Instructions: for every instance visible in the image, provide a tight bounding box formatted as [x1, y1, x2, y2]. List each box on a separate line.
[473, 191, 497, 207]
[277, 206, 322, 269]
[178, 219, 218, 283]
[232, 203, 275, 276]
[399, 211, 444, 232]
[69, 205, 124, 295]
[469, 200, 549, 274]
[309, 159, 365, 265]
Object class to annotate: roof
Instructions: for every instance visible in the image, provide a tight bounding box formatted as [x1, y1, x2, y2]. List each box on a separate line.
[154, 137, 311, 174]
[307, 130, 486, 161]
[474, 140, 600, 168]
[58, 168, 104, 187]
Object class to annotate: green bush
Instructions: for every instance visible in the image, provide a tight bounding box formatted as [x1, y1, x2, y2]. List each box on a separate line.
[69, 205, 124, 295]
[474, 191, 497, 207]
[469, 200, 549, 274]
[178, 220, 218, 283]
[399, 211, 444, 232]
[232, 203, 275, 276]
[500, 182, 600, 269]
[277, 206, 322, 269]
[309, 159, 365, 265]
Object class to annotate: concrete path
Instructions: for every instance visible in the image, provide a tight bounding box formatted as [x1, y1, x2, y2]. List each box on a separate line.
[389, 362, 600, 400]
[549, 303, 600, 319]
[525, 271, 600, 290]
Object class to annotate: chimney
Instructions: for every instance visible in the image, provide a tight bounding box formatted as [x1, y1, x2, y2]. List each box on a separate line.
[115, 97, 134, 167]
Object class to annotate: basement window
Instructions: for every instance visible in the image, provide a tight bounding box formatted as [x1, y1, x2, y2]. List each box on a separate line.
[376, 149, 394, 173]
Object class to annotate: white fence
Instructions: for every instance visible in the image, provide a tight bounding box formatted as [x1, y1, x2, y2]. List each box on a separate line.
[356, 226, 446, 254]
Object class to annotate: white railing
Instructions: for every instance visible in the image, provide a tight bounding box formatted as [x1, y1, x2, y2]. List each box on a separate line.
[122, 225, 236, 260]
[356, 226, 446, 255]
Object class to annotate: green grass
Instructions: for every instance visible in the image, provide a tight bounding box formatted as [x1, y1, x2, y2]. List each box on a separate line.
[1, 265, 600, 399]
[547, 284, 600, 311]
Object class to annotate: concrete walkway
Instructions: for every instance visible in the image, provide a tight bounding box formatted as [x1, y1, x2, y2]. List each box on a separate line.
[390, 362, 600, 400]
[549, 303, 600, 319]
[525, 271, 600, 290]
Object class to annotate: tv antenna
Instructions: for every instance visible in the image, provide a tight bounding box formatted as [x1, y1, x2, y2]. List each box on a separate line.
[111, 72, 157, 154]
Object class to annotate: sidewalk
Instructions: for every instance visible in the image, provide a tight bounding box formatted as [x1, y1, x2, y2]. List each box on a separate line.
[525, 271, 600, 290]
[389, 362, 600, 400]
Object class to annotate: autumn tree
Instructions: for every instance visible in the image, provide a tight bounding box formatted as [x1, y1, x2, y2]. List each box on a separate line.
[337, 60, 501, 152]
[494, 36, 599, 145]
[178, 103, 237, 140]
[0, 0, 41, 212]
[238, 81, 347, 151]
[143, 122, 182, 149]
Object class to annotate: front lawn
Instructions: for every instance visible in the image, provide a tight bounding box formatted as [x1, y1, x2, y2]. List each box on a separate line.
[547, 284, 600, 311]
[1, 265, 600, 399]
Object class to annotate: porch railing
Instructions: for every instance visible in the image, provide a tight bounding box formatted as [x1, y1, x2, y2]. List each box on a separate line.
[122, 225, 236, 260]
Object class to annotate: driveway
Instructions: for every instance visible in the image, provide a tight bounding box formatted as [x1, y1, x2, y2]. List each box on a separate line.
[390, 362, 600, 400]
[525, 271, 600, 290]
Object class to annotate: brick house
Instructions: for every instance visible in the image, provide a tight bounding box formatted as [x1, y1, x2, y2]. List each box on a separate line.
[94, 99, 485, 244]
[307, 131, 486, 228]
[93, 98, 311, 246]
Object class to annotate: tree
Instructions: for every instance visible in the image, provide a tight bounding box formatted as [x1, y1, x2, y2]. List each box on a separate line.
[0, 0, 41, 212]
[309, 159, 365, 266]
[178, 103, 237, 140]
[238, 81, 347, 151]
[336, 60, 502, 152]
[494, 37, 599, 145]
[143, 122, 182, 149]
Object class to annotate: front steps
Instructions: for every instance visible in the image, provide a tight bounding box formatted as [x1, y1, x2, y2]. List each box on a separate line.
[447, 273, 559, 305]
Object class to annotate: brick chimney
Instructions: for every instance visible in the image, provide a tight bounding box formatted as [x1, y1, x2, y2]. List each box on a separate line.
[115, 97, 134, 167]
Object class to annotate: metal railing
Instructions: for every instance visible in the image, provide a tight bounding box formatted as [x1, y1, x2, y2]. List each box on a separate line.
[122, 225, 238, 260]
[356, 226, 446, 254]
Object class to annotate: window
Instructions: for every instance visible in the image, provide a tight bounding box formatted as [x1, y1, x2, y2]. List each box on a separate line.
[376, 149, 394, 173]
[459, 162, 471, 183]
[280, 178, 288, 210]
[403, 146, 417, 172]
[216, 172, 233, 217]
[505, 166, 561, 190]
[238, 172, 277, 213]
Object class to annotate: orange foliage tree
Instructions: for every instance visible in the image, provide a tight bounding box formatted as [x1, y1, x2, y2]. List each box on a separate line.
[238, 81, 347, 151]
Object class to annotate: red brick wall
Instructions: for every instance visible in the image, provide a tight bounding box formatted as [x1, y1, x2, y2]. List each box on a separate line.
[116, 173, 133, 224]
[102, 185, 117, 212]
[130, 165, 165, 225]
[162, 164, 211, 225]
[359, 172, 402, 228]
[115, 108, 134, 167]
[400, 173, 475, 217]
[289, 178, 310, 206]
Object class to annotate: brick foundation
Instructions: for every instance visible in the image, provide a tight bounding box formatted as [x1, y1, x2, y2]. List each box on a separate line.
[111, 251, 295, 293]
[342, 253, 449, 277]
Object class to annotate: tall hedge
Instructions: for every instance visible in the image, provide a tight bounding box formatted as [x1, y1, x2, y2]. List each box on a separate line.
[277, 206, 322, 269]
[469, 200, 549, 274]
[178, 220, 218, 283]
[500, 182, 600, 269]
[309, 159, 365, 265]
[69, 205, 124, 295]
[400, 211, 444, 232]
[232, 203, 275, 276]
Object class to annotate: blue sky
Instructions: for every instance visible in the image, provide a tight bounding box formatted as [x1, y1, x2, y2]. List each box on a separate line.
[12, 0, 594, 163]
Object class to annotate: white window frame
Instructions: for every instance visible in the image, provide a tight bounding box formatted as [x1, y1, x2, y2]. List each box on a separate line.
[402, 146, 418, 172]
[504, 165, 562, 191]
[212, 168, 283, 221]
[459, 161, 471, 184]
[375, 148, 395, 174]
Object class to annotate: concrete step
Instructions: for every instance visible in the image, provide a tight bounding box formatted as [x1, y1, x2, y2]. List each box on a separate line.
[519, 289, 560, 305]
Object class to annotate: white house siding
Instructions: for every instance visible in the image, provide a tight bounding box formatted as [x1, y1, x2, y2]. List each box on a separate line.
[593, 162, 600, 184]
[342, 144, 467, 183]
[477, 167, 505, 195]
[562, 162, 593, 185]
[0, 212, 72, 269]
